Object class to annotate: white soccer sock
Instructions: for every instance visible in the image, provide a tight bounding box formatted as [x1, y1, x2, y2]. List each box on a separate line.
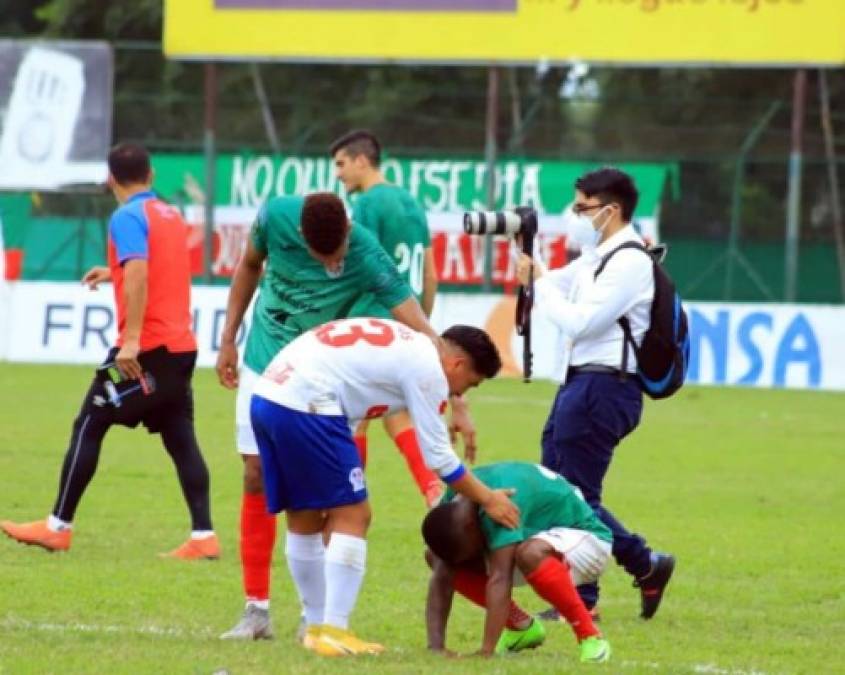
[191, 530, 215, 540]
[324, 533, 367, 630]
[47, 515, 72, 532]
[285, 532, 326, 627]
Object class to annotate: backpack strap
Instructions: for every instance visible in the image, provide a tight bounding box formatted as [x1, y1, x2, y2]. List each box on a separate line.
[593, 241, 649, 280]
[594, 241, 651, 380]
[618, 315, 637, 380]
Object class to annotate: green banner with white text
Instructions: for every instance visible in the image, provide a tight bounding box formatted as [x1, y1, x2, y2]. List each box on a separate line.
[151, 153, 675, 218]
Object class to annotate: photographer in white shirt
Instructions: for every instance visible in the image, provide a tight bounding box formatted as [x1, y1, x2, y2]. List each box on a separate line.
[516, 167, 675, 622]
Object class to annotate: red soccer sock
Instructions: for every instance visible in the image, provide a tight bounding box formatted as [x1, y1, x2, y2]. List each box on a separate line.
[526, 557, 599, 641]
[353, 435, 368, 469]
[394, 429, 439, 496]
[240, 492, 277, 602]
[453, 567, 533, 630]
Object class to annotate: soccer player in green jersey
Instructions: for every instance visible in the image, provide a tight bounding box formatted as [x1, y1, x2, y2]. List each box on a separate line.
[217, 192, 443, 640]
[423, 462, 612, 664]
[331, 130, 445, 507]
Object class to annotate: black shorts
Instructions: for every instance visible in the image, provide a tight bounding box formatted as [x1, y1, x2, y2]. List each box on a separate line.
[77, 346, 198, 433]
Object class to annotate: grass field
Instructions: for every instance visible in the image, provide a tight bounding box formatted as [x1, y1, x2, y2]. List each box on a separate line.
[0, 363, 843, 675]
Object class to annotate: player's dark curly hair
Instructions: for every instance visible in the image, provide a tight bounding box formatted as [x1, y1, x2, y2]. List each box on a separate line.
[422, 501, 471, 565]
[441, 325, 502, 379]
[301, 192, 349, 255]
[329, 129, 382, 167]
[575, 167, 639, 222]
[108, 143, 151, 186]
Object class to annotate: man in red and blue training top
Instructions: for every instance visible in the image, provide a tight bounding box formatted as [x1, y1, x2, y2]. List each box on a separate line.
[1, 143, 218, 559]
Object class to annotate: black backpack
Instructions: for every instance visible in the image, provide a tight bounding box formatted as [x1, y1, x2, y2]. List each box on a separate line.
[594, 242, 690, 399]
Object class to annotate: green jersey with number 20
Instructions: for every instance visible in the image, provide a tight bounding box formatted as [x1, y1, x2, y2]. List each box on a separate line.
[348, 183, 431, 318]
[243, 195, 412, 374]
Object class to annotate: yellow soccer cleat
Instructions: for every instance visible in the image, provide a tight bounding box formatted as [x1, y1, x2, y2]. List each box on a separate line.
[311, 625, 384, 656]
[302, 625, 343, 657]
[301, 624, 321, 648]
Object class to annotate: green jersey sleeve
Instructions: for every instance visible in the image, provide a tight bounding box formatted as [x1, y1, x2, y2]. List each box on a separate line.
[419, 208, 431, 247]
[250, 204, 269, 255]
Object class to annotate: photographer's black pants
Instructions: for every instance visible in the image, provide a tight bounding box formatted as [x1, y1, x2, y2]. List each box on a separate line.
[51, 348, 212, 532]
[541, 371, 652, 609]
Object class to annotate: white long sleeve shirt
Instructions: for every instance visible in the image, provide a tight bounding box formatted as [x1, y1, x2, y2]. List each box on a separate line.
[252, 318, 464, 482]
[534, 225, 654, 376]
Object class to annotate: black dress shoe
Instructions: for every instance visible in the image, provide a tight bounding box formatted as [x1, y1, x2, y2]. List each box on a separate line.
[634, 553, 676, 619]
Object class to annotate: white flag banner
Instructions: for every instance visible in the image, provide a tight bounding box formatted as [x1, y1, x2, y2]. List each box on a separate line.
[0, 40, 112, 191]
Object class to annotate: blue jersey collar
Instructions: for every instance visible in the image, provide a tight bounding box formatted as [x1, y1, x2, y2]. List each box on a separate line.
[126, 190, 155, 204]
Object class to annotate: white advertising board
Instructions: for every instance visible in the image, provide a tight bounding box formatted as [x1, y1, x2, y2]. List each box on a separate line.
[2, 282, 248, 367]
[1, 282, 843, 392]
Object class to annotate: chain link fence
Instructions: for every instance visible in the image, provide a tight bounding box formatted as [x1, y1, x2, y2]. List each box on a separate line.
[2, 44, 844, 302]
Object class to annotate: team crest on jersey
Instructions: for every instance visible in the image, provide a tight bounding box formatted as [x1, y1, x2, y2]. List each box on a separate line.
[439, 400, 448, 415]
[349, 467, 366, 492]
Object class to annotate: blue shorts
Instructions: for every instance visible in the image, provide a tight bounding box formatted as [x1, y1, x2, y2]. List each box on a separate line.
[250, 395, 367, 513]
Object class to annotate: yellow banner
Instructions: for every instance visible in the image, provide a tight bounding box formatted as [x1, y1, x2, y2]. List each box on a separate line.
[165, 0, 845, 66]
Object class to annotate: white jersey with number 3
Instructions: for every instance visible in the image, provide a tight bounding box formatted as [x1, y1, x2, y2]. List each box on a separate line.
[252, 318, 461, 478]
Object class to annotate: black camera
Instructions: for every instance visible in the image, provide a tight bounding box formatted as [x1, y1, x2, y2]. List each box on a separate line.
[463, 207, 538, 238]
[462, 206, 538, 383]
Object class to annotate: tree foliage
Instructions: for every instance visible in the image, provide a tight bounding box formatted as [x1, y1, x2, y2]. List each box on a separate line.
[4, 0, 844, 242]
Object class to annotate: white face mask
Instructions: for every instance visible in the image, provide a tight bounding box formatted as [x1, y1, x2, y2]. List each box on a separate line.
[564, 205, 611, 250]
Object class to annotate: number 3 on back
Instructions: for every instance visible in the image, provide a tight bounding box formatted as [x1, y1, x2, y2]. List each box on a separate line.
[314, 319, 396, 348]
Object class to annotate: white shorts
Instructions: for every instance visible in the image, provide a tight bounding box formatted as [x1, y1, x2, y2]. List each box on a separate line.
[236, 366, 260, 455]
[512, 528, 612, 587]
[535, 527, 612, 586]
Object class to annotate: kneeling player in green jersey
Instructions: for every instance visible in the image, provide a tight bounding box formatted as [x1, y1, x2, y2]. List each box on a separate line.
[331, 130, 445, 507]
[423, 462, 612, 664]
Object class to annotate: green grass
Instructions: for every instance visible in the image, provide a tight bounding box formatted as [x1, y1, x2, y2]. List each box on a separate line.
[0, 364, 843, 674]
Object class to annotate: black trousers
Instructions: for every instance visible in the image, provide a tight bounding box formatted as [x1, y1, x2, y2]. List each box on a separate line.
[541, 371, 652, 608]
[51, 347, 213, 531]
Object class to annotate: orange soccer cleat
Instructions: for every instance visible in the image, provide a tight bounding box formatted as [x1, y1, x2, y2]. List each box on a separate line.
[160, 534, 220, 560]
[0, 519, 72, 552]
